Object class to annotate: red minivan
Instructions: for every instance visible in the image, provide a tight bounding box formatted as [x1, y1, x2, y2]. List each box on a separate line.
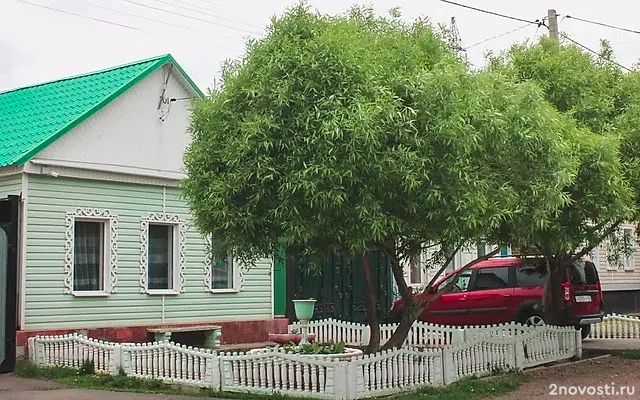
[389, 256, 604, 339]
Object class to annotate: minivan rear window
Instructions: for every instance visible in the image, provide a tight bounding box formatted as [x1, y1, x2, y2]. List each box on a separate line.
[570, 260, 599, 286]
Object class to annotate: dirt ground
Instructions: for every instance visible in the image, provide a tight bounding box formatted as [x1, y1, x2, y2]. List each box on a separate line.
[492, 355, 640, 400]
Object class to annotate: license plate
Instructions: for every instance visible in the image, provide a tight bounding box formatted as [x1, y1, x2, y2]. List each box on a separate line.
[575, 295, 592, 303]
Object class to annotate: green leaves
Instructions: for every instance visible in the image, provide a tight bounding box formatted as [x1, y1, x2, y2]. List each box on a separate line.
[181, 4, 583, 266]
[490, 36, 638, 256]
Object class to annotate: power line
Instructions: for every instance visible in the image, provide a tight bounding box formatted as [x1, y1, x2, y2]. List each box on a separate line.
[464, 23, 532, 50]
[18, 0, 141, 30]
[68, 0, 247, 43]
[557, 31, 632, 72]
[155, 0, 264, 29]
[22, 0, 248, 55]
[566, 15, 640, 36]
[439, 0, 540, 26]
[118, 0, 264, 36]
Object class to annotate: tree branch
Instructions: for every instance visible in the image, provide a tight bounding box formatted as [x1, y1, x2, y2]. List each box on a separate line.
[419, 243, 463, 296]
[416, 247, 501, 309]
[570, 219, 624, 263]
[383, 246, 412, 301]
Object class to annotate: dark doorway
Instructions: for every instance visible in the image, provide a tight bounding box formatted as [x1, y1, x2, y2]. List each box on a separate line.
[286, 251, 393, 324]
[0, 195, 19, 373]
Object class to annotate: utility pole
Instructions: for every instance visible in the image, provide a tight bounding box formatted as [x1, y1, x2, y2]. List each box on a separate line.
[547, 9, 559, 41]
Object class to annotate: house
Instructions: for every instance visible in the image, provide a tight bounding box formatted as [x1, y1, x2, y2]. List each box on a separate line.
[0, 54, 286, 371]
[588, 223, 640, 314]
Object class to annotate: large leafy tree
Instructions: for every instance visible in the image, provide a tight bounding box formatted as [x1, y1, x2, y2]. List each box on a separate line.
[488, 38, 637, 324]
[183, 5, 577, 351]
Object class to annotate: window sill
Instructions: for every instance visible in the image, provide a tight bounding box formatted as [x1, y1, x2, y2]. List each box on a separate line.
[72, 291, 110, 297]
[146, 290, 180, 296]
[207, 288, 240, 294]
[624, 268, 636, 272]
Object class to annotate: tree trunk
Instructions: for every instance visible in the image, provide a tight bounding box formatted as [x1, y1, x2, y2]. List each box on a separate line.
[381, 309, 416, 350]
[543, 258, 569, 325]
[361, 254, 381, 353]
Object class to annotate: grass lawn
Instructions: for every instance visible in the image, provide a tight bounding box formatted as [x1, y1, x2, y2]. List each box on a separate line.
[612, 349, 640, 359]
[14, 360, 528, 399]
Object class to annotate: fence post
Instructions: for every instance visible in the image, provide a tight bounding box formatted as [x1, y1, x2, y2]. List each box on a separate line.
[33, 337, 45, 365]
[119, 345, 132, 375]
[344, 361, 359, 400]
[451, 328, 464, 345]
[513, 337, 523, 370]
[361, 327, 370, 347]
[432, 350, 445, 386]
[207, 353, 221, 390]
[440, 348, 455, 385]
[27, 337, 36, 363]
[332, 361, 349, 400]
[110, 344, 123, 374]
[575, 330, 582, 359]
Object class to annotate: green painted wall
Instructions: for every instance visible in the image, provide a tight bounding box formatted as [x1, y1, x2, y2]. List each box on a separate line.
[0, 174, 22, 199]
[24, 175, 273, 330]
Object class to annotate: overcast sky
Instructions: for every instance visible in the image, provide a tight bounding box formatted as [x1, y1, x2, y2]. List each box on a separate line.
[1, 0, 639, 92]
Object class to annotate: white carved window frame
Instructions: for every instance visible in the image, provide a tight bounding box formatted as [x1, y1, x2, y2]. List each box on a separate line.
[64, 208, 118, 297]
[139, 213, 186, 295]
[203, 235, 245, 293]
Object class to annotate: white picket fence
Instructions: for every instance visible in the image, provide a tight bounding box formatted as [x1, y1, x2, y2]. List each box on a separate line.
[122, 341, 218, 387]
[29, 323, 580, 400]
[290, 319, 558, 348]
[589, 313, 640, 339]
[29, 334, 221, 388]
[289, 318, 465, 348]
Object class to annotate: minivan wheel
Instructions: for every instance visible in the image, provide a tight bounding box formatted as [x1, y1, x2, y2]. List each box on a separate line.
[577, 324, 591, 340]
[522, 313, 546, 327]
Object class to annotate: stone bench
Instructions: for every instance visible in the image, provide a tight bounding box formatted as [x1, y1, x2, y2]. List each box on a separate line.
[147, 325, 222, 348]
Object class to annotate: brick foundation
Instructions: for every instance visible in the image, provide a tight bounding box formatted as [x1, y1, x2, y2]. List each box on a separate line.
[16, 318, 289, 352]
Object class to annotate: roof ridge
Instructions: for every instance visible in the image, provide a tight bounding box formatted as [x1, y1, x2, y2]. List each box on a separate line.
[0, 54, 171, 96]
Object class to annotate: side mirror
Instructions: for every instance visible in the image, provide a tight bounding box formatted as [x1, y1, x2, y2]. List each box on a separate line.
[427, 286, 436, 294]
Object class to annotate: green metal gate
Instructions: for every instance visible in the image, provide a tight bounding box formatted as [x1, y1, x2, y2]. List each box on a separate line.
[286, 251, 393, 323]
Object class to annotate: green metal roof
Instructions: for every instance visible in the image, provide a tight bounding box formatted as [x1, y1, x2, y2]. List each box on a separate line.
[0, 54, 203, 168]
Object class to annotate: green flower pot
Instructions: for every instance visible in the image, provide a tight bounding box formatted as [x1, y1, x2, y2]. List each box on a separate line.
[293, 299, 317, 320]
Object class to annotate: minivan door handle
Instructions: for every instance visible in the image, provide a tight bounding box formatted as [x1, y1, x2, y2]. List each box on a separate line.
[503, 294, 512, 298]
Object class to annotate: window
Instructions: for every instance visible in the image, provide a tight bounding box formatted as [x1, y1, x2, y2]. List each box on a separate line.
[73, 221, 105, 292]
[140, 213, 186, 294]
[570, 260, 599, 285]
[204, 235, 245, 292]
[472, 267, 510, 290]
[623, 228, 635, 271]
[148, 224, 175, 290]
[515, 261, 548, 287]
[212, 255, 234, 289]
[437, 270, 472, 293]
[64, 208, 118, 296]
[588, 246, 600, 267]
[409, 256, 425, 286]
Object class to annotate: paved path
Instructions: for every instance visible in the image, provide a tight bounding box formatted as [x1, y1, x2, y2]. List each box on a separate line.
[582, 338, 640, 350]
[0, 374, 214, 400]
[493, 355, 640, 400]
